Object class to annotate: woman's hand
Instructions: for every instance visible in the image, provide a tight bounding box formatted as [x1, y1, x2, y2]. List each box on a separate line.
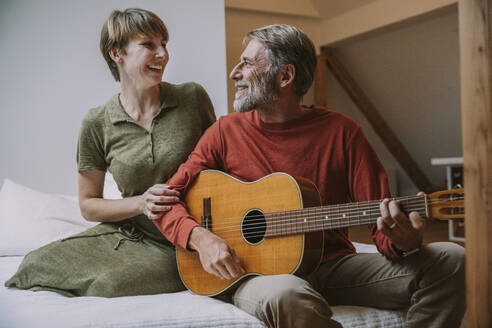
[140, 184, 180, 220]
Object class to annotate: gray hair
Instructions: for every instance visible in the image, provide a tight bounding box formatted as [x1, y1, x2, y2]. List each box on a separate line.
[245, 24, 317, 98]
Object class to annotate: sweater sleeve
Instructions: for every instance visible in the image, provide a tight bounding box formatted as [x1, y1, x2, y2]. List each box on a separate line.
[345, 127, 401, 260]
[152, 119, 224, 249]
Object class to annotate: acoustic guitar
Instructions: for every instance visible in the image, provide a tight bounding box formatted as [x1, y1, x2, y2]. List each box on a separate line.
[177, 170, 464, 296]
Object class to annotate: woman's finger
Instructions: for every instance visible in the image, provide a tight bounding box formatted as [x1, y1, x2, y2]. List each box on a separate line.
[156, 195, 180, 204]
[148, 203, 172, 213]
[149, 184, 180, 196]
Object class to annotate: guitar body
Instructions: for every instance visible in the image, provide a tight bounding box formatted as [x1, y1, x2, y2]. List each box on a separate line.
[176, 170, 323, 296]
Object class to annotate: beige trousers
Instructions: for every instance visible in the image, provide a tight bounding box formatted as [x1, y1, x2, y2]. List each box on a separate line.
[231, 242, 465, 328]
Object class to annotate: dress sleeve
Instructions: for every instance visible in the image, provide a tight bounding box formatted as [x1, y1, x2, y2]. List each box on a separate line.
[76, 112, 107, 172]
[345, 127, 400, 260]
[195, 83, 216, 131]
[152, 119, 224, 249]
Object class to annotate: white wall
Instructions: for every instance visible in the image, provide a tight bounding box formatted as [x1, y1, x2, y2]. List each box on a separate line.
[325, 7, 461, 196]
[0, 0, 227, 195]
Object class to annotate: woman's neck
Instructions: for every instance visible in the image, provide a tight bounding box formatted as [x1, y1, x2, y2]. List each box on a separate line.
[119, 82, 161, 123]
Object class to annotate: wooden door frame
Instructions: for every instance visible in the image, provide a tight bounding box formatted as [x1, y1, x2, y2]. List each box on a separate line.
[459, 0, 492, 325]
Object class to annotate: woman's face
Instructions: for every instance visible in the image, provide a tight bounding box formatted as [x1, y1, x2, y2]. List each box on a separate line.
[118, 34, 169, 88]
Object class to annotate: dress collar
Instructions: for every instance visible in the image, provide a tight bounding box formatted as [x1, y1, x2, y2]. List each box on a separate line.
[108, 82, 179, 124]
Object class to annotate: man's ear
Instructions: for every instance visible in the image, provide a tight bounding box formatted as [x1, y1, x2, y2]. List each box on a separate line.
[108, 48, 122, 65]
[278, 64, 296, 88]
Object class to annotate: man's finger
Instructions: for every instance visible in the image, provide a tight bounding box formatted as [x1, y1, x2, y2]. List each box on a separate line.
[380, 199, 397, 229]
[409, 211, 425, 231]
[377, 216, 394, 235]
[214, 263, 233, 280]
[388, 200, 412, 229]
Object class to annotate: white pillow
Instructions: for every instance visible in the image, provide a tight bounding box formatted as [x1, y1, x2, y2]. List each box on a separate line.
[0, 179, 97, 256]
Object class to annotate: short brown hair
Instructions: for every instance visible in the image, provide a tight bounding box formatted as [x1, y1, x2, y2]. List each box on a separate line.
[100, 8, 169, 81]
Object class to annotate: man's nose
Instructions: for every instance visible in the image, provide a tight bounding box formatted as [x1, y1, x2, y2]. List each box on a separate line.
[229, 63, 241, 80]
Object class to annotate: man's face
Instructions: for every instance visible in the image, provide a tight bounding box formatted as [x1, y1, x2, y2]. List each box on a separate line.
[230, 39, 279, 113]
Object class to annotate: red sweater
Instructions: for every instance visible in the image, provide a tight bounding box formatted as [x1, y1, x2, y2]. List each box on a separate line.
[154, 106, 400, 261]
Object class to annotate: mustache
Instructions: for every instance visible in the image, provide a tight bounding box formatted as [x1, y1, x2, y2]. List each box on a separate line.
[235, 81, 250, 88]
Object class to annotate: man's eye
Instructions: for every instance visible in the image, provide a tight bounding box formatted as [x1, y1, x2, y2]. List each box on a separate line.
[143, 42, 154, 48]
[161, 43, 167, 48]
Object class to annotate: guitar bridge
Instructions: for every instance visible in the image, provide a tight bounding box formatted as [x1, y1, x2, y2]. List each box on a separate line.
[202, 197, 212, 230]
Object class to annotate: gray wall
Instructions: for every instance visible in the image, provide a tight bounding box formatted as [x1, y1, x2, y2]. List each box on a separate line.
[326, 7, 461, 196]
[0, 0, 227, 195]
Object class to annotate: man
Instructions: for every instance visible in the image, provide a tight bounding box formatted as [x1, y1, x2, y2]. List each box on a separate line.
[153, 24, 465, 328]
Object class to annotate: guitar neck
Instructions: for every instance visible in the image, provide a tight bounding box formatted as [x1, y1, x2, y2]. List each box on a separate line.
[264, 195, 427, 237]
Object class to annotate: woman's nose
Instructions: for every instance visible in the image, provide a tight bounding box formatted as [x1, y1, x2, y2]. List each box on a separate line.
[156, 46, 166, 58]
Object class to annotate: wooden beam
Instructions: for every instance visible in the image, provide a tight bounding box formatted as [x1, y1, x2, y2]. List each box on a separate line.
[322, 47, 433, 193]
[319, 0, 457, 46]
[314, 53, 328, 107]
[458, 0, 492, 326]
[225, 0, 320, 18]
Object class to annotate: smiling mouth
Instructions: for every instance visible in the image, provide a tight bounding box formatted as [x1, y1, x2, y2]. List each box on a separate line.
[235, 82, 249, 92]
[235, 86, 249, 98]
[147, 64, 163, 72]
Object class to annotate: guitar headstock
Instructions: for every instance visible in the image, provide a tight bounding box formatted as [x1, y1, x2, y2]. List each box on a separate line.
[427, 188, 464, 220]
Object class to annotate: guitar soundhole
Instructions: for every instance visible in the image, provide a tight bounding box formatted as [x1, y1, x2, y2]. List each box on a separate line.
[242, 209, 266, 245]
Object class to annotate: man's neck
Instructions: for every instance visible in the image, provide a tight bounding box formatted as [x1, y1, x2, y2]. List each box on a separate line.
[257, 92, 306, 123]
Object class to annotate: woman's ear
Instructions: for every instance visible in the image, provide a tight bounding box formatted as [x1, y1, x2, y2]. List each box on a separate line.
[108, 48, 122, 66]
[278, 64, 295, 88]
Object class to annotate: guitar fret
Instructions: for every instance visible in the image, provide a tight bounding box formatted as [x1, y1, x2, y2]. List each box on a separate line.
[338, 211, 343, 228]
[316, 207, 321, 232]
[355, 202, 360, 228]
[308, 209, 312, 233]
[265, 193, 438, 239]
[294, 210, 298, 234]
[307, 209, 312, 232]
[280, 210, 288, 235]
[290, 210, 294, 235]
[272, 212, 277, 237]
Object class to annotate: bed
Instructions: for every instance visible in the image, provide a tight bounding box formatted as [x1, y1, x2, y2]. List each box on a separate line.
[0, 178, 406, 328]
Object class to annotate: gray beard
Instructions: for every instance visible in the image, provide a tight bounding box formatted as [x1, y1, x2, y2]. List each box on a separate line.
[233, 86, 279, 113]
[233, 71, 279, 113]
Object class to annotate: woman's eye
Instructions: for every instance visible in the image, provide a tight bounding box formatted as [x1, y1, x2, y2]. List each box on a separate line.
[161, 43, 167, 48]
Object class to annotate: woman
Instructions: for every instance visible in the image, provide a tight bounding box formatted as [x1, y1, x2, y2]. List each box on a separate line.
[5, 8, 215, 297]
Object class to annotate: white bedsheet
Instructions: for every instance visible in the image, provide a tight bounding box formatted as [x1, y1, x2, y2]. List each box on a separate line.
[0, 256, 265, 328]
[0, 244, 406, 328]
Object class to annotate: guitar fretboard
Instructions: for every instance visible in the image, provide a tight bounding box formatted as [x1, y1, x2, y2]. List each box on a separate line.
[264, 196, 427, 237]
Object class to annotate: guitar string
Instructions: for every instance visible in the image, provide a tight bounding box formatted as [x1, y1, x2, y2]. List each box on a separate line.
[199, 195, 464, 238]
[202, 199, 464, 237]
[205, 195, 463, 224]
[202, 198, 464, 233]
[210, 210, 462, 240]
[199, 196, 463, 230]
[212, 213, 420, 240]
[211, 206, 427, 237]
[202, 196, 463, 226]
[207, 206, 462, 239]
[209, 204, 426, 232]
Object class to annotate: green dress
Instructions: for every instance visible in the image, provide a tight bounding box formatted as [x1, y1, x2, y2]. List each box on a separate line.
[5, 82, 216, 297]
